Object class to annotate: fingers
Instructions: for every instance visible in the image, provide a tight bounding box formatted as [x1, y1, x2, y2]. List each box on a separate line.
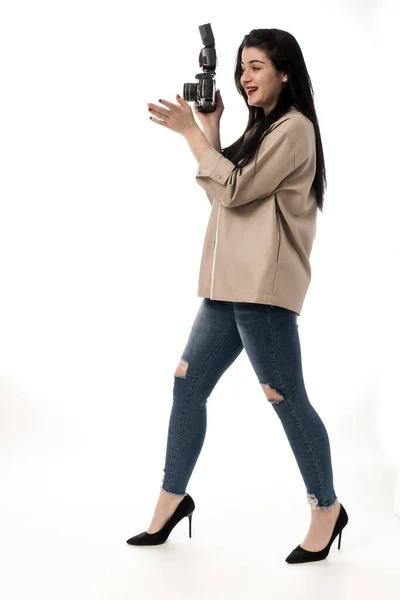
[157, 98, 175, 108]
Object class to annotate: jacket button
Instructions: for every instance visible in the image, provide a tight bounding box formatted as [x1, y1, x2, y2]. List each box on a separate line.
[198, 169, 202, 174]
[216, 174, 221, 179]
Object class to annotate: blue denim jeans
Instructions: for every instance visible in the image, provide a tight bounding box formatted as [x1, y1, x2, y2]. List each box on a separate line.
[161, 299, 337, 510]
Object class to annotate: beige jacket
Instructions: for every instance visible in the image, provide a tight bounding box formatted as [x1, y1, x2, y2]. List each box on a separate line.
[195, 106, 318, 316]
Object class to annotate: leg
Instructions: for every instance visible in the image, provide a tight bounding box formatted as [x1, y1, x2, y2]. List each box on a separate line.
[233, 302, 339, 550]
[147, 299, 244, 533]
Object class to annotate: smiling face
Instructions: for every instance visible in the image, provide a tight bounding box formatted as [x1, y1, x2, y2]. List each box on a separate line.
[240, 46, 287, 114]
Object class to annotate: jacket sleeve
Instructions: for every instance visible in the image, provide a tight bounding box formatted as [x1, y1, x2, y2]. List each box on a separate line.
[205, 191, 214, 206]
[195, 127, 298, 209]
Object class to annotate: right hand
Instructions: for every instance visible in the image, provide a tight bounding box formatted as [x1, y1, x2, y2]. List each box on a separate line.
[194, 89, 224, 129]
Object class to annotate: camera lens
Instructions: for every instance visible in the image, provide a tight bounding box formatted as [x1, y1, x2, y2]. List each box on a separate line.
[183, 83, 198, 103]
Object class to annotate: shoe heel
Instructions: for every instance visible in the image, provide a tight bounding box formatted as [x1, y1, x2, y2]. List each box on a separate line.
[188, 512, 193, 538]
[338, 530, 342, 550]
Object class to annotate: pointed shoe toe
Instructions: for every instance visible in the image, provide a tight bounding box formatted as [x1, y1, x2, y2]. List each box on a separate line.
[126, 530, 168, 546]
[285, 544, 328, 563]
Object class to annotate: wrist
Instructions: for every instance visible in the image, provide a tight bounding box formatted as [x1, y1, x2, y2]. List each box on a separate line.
[201, 122, 220, 132]
[183, 123, 201, 138]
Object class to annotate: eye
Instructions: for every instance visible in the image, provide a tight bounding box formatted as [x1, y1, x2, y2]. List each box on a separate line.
[240, 67, 260, 72]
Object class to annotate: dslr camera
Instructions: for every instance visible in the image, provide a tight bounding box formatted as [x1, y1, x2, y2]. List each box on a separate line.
[183, 23, 217, 113]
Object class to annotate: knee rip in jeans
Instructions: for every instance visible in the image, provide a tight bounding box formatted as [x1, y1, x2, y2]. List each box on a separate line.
[174, 358, 189, 378]
[261, 384, 284, 404]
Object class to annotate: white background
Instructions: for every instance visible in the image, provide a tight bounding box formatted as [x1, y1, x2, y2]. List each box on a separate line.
[0, 1, 399, 599]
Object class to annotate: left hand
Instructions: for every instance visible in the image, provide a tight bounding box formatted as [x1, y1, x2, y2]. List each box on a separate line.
[147, 94, 198, 136]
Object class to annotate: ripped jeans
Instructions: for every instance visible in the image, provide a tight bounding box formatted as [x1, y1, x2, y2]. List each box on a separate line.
[161, 299, 337, 511]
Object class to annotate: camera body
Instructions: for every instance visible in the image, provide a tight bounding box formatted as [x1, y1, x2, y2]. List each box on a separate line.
[183, 23, 217, 113]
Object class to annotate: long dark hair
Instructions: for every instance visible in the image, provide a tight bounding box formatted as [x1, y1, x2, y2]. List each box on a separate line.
[221, 29, 326, 211]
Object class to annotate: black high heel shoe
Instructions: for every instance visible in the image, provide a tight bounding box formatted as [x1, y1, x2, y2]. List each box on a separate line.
[126, 493, 195, 546]
[285, 502, 349, 563]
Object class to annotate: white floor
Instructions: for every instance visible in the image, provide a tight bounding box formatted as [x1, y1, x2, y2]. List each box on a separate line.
[1, 431, 400, 600]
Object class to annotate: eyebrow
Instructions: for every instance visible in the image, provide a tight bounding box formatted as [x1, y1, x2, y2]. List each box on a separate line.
[240, 60, 265, 65]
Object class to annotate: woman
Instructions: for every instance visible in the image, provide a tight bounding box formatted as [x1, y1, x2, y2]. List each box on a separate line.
[127, 28, 349, 564]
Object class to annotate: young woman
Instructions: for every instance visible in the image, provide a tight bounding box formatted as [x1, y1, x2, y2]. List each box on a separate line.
[128, 28, 349, 564]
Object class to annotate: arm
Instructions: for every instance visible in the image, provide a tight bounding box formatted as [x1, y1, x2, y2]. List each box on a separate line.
[183, 124, 220, 207]
[199, 124, 221, 205]
[194, 126, 299, 209]
[201, 123, 222, 153]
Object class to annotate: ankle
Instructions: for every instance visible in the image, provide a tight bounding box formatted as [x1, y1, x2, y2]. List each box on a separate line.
[160, 489, 185, 502]
[310, 499, 339, 513]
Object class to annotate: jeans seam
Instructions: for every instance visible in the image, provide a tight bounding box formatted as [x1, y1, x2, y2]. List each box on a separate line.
[266, 308, 327, 504]
[164, 318, 238, 491]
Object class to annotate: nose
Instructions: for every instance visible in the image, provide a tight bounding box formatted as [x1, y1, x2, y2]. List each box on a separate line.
[241, 74, 253, 86]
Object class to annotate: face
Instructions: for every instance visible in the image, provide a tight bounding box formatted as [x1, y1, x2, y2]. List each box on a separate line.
[240, 46, 287, 113]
